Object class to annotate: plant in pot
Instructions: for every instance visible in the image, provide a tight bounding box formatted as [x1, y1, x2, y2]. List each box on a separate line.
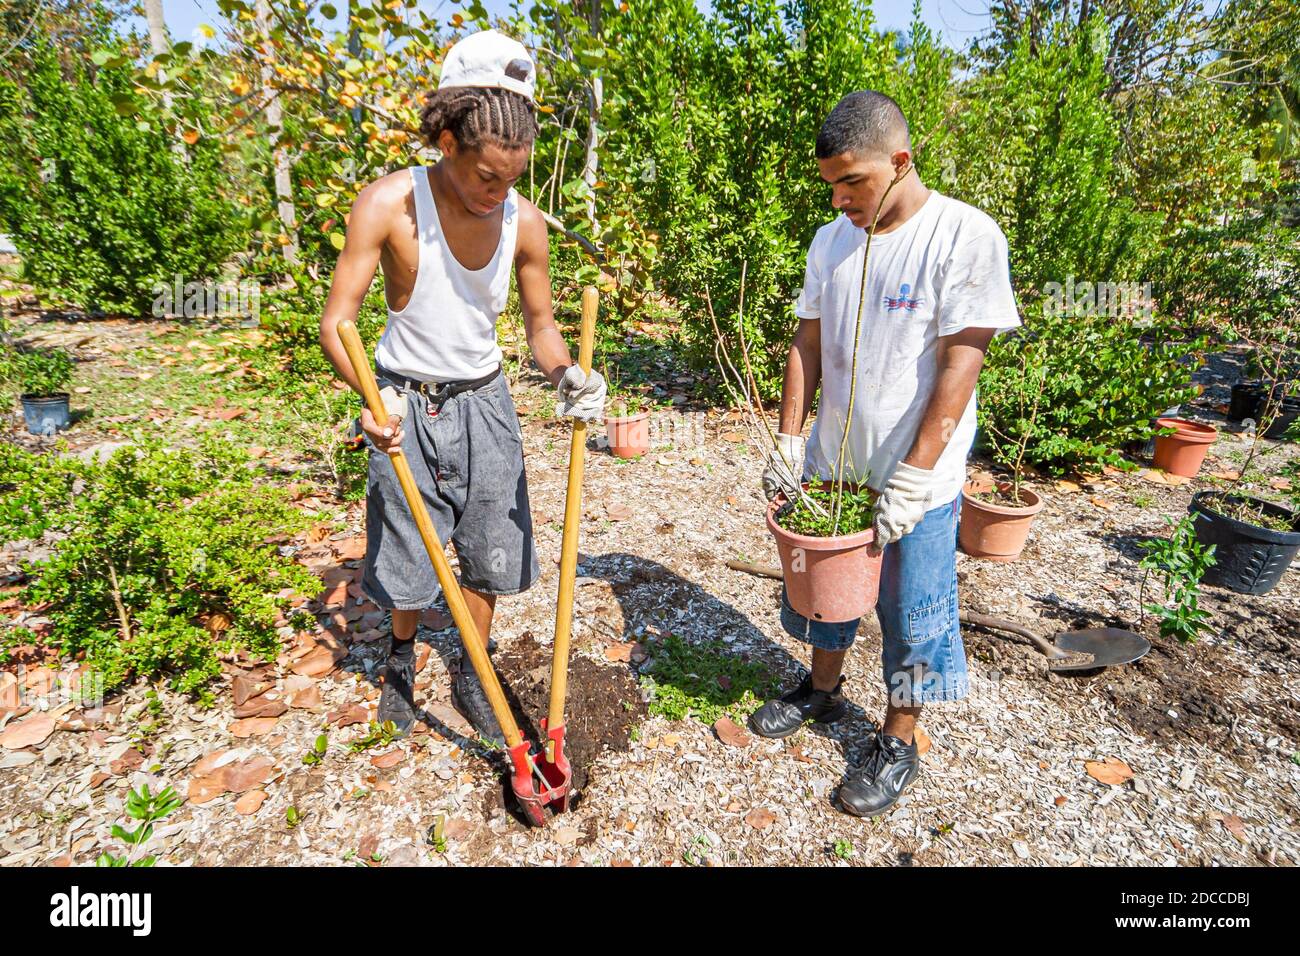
[16, 347, 74, 435]
[1187, 316, 1300, 595]
[704, 165, 915, 623]
[602, 365, 651, 459]
[961, 342, 1046, 561]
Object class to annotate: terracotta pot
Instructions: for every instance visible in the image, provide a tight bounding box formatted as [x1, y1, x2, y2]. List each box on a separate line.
[604, 411, 650, 459]
[958, 481, 1044, 562]
[766, 484, 883, 623]
[1152, 417, 1217, 478]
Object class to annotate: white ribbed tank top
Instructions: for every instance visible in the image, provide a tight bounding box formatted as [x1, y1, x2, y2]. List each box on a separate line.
[373, 166, 516, 381]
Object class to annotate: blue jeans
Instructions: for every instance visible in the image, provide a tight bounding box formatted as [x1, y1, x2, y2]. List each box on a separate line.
[779, 498, 968, 706]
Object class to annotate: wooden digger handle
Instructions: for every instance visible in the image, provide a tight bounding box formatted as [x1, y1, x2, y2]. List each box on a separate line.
[336, 320, 524, 749]
[547, 287, 598, 755]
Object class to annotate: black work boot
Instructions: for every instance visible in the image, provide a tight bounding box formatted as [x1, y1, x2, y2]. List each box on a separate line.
[450, 653, 506, 748]
[748, 675, 847, 739]
[377, 636, 418, 739]
[836, 730, 920, 818]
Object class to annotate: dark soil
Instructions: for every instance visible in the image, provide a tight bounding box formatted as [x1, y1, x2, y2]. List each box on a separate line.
[493, 630, 646, 798]
[960, 597, 1300, 761]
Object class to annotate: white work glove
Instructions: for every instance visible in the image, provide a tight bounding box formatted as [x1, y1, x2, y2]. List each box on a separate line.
[556, 365, 607, 422]
[872, 462, 937, 549]
[762, 433, 805, 502]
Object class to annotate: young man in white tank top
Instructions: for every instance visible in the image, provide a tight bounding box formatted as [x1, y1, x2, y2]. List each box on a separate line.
[319, 31, 606, 743]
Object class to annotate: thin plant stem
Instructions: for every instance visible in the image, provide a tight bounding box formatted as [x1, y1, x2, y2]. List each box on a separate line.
[831, 166, 912, 533]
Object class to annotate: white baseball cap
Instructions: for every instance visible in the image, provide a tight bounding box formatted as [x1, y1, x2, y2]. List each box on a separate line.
[438, 29, 536, 100]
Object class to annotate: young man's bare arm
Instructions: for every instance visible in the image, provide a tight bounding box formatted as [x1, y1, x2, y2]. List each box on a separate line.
[902, 326, 997, 469]
[318, 176, 406, 450]
[779, 319, 823, 435]
[514, 198, 576, 386]
[318, 181, 396, 392]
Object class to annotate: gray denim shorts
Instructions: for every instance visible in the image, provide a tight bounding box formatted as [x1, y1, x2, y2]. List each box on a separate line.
[360, 368, 540, 610]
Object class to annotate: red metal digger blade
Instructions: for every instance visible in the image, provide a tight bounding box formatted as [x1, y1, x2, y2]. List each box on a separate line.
[506, 741, 548, 827]
[539, 718, 573, 814]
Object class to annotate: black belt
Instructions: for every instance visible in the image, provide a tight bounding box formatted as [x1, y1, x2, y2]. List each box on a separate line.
[379, 365, 501, 415]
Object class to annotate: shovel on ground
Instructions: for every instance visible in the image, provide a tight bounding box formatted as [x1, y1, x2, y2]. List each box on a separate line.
[537, 285, 600, 814]
[959, 611, 1150, 672]
[337, 320, 559, 827]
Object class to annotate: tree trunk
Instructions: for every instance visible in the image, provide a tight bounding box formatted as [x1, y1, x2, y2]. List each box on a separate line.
[579, 0, 602, 235]
[142, 0, 176, 116]
[257, 0, 300, 265]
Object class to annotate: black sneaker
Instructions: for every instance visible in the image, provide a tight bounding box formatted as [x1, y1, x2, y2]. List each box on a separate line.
[377, 638, 418, 739]
[836, 730, 920, 818]
[450, 654, 506, 748]
[748, 675, 847, 739]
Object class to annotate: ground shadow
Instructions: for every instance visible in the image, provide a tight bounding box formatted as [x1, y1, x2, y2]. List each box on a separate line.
[572, 551, 882, 762]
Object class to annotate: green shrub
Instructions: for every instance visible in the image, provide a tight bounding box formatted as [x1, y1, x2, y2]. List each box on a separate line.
[1, 436, 319, 703]
[0, 30, 245, 315]
[944, 18, 1157, 295]
[978, 306, 1204, 475]
[14, 347, 73, 397]
[604, 0, 953, 397]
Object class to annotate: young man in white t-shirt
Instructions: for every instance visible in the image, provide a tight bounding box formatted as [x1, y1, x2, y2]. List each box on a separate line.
[754, 91, 1020, 817]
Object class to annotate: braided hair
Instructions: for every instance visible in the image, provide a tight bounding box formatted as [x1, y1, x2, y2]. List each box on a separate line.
[420, 86, 538, 152]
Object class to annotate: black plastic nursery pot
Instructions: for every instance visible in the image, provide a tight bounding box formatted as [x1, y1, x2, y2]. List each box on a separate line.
[1227, 381, 1299, 439]
[1188, 491, 1300, 596]
[20, 392, 71, 436]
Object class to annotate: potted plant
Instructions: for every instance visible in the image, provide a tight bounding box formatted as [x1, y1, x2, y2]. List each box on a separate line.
[1151, 416, 1218, 477]
[16, 347, 73, 435]
[1188, 312, 1300, 594]
[960, 344, 1046, 561]
[602, 369, 651, 459]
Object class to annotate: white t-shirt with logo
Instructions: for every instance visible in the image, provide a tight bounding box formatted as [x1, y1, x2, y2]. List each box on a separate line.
[794, 190, 1021, 507]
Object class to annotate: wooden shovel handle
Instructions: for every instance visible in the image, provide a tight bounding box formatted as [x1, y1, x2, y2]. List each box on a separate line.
[336, 320, 524, 749]
[547, 287, 598, 754]
[959, 610, 1069, 660]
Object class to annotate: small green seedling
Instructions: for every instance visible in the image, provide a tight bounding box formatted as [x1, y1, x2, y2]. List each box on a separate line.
[96, 784, 183, 867]
[302, 733, 328, 766]
[832, 839, 855, 860]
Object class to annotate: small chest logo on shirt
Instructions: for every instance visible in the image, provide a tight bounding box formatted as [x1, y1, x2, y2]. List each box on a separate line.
[883, 282, 923, 313]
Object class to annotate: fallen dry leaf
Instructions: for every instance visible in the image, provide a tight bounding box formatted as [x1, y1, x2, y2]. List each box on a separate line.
[604, 642, 634, 663]
[713, 716, 752, 749]
[744, 808, 777, 830]
[0, 712, 55, 750]
[230, 716, 279, 738]
[334, 537, 368, 561]
[1055, 479, 1082, 493]
[1089, 496, 1115, 510]
[1220, 814, 1247, 840]
[370, 750, 405, 770]
[605, 503, 634, 521]
[1084, 757, 1134, 787]
[720, 431, 745, 443]
[234, 790, 268, 815]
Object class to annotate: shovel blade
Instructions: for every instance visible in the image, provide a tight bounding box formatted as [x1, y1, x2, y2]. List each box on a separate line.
[1051, 628, 1151, 670]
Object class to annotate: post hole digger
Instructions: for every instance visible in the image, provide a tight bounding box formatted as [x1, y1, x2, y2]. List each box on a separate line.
[335, 287, 598, 826]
